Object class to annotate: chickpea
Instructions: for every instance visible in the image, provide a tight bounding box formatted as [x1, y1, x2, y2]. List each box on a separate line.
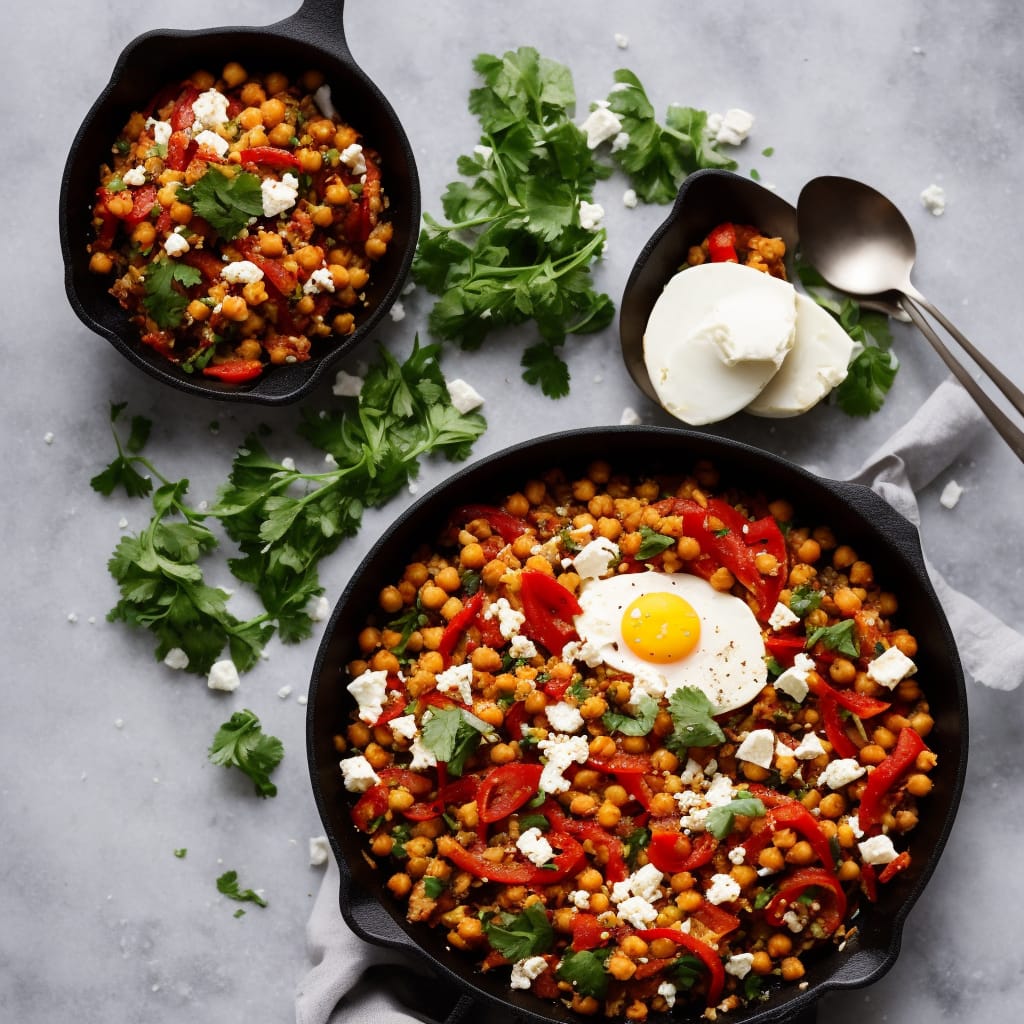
[370, 833, 393, 857]
[104, 192, 133, 217]
[780, 957, 805, 982]
[456, 917, 483, 943]
[370, 650, 400, 674]
[755, 552, 781, 575]
[837, 859, 861, 882]
[326, 182, 351, 205]
[650, 748, 679, 773]
[767, 933, 793, 958]
[296, 294, 316, 316]
[768, 499, 794, 522]
[758, 846, 786, 873]
[221, 61, 247, 88]
[296, 245, 325, 272]
[131, 221, 156, 247]
[676, 535, 701, 561]
[88, 251, 114, 274]
[620, 935, 649, 959]
[596, 801, 621, 829]
[829, 657, 857, 685]
[788, 563, 817, 588]
[906, 773, 933, 797]
[648, 792, 677, 817]
[242, 280, 268, 306]
[833, 587, 862, 615]
[260, 97, 287, 128]
[258, 230, 285, 257]
[220, 295, 249, 321]
[489, 743, 517, 765]
[709, 566, 736, 592]
[237, 106, 263, 131]
[365, 236, 389, 260]
[348, 266, 370, 290]
[796, 538, 821, 564]
[910, 712, 934, 738]
[387, 873, 412, 899]
[675, 890, 702, 912]
[750, 950, 774, 975]
[169, 200, 193, 225]
[388, 789, 415, 813]
[818, 792, 846, 819]
[418, 583, 447, 611]
[607, 955, 636, 981]
[579, 696, 608, 720]
[731, 865, 758, 889]
[832, 545, 858, 570]
[785, 840, 817, 865]
[872, 726, 897, 750]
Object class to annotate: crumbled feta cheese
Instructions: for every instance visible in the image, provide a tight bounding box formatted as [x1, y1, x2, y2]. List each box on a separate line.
[43, 431, 55, 445]
[546, 701, 585, 734]
[389, 300, 406, 322]
[611, 863, 665, 904]
[782, 908, 805, 933]
[619, 405, 641, 424]
[728, 846, 747, 865]
[614, 32, 629, 48]
[676, 773, 736, 831]
[580, 102, 623, 149]
[705, 872, 742, 905]
[191, 89, 230, 129]
[303, 266, 336, 294]
[261, 173, 300, 217]
[332, 369, 364, 397]
[207, 659, 240, 692]
[309, 835, 330, 866]
[122, 166, 147, 186]
[736, 728, 775, 769]
[163, 647, 189, 670]
[726, 953, 755, 979]
[164, 232, 190, 257]
[773, 652, 816, 703]
[579, 200, 605, 231]
[657, 982, 676, 1008]
[347, 668, 389, 723]
[568, 889, 592, 910]
[622, 188, 639, 209]
[516, 827, 554, 867]
[509, 634, 538, 660]
[340, 143, 367, 176]
[446, 378, 485, 414]
[389, 714, 418, 740]
[610, 131, 630, 153]
[768, 602, 801, 630]
[277, 685, 293, 700]
[817, 757, 866, 789]
[305, 594, 331, 622]
[313, 84, 339, 119]
[145, 117, 172, 147]
[847, 814, 864, 838]
[573, 536, 620, 580]
[537, 733, 590, 793]
[708, 108, 755, 145]
[866, 646, 917, 689]
[790, 731, 826, 760]
[510, 955, 548, 989]
[617, 895, 660, 928]
[194, 129, 229, 158]
[340, 754, 381, 793]
[939, 479, 964, 509]
[858, 833, 898, 865]
[628, 666, 668, 706]
[409, 732, 438, 771]
[435, 662, 474, 705]
[920, 183, 946, 216]
[221, 260, 265, 286]
[484, 597, 526, 641]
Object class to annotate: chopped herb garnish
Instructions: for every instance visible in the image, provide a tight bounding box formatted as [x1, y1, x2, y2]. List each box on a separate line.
[635, 525, 676, 559]
[806, 618, 860, 658]
[666, 686, 726, 752]
[216, 869, 267, 908]
[483, 903, 554, 961]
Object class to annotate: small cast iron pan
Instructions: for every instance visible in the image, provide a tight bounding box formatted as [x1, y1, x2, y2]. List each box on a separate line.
[618, 169, 906, 409]
[307, 426, 968, 1024]
[59, 0, 419, 405]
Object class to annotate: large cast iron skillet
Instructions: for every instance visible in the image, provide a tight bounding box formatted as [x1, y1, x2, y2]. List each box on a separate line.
[59, 0, 419, 405]
[308, 426, 967, 1024]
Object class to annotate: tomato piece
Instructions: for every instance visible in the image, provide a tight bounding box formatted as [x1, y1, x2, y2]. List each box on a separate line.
[646, 830, 718, 874]
[878, 850, 912, 884]
[764, 866, 847, 936]
[818, 689, 859, 759]
[691, 899, 740, 937]
[634, 928, 725, 1005]
[351, 784, 389, 833]
[201, 360, 264, 384]
[170, 84, 200, 131]
[571, 913, 606, 951]
[238, 146, 302, 169]
[437, 831, 585, 884]
[586, 751, 652, 775]
[477, 763, 544, 823]
[707, 222, 738, 263]
[519, 570, 581, 656]
[807, 670, 891, 719]
[561, 819, 627, 883]
[165, 130, 193, 171]
[451, 504, 531, 543]
[377, 768, 435, 797]
[437, 591, 484, 662]
[858, 726, 928, 830]
[119, 184, 157, 227]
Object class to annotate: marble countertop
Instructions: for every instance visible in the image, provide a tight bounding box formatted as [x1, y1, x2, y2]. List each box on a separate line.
[5, 0, 1023, 1021]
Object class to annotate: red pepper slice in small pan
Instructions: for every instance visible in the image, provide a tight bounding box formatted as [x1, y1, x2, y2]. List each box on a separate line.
[763, 866, 847, 936]
[201, 360, 264, 384]
[646, 830, 718, 874]
[476, 763, 544, 824]
[633, 928, 725, 1006]
[238, 146, 302, 169]
[519, 570, 581, 657]
[858, 726, 928, 831]
[706, 221, 738, 263]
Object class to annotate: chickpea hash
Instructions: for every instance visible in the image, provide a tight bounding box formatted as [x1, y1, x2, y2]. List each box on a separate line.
[335, 460, 936, 1019]
[87, 63, 391, 383]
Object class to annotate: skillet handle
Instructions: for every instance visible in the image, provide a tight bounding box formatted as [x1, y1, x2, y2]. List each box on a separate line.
[278, 0, 352, 54]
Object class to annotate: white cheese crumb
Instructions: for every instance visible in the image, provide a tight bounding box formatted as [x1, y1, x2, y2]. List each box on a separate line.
[610, 131, 630, 153]
[579, 199, 605, 231]
[546, 701, 585, 735]
[920, 183, 946, 216]
[617, 895, 660, 928]
[657, 982, 676, 1008]
[347, 668, 389, 723]
[122, 166, 147, 186]
[389, 714, 418, 740]
[164, 232, 190, 257]
[773, 652, 816, 703]
[622, 188, 639, 209]
[510, 955, 548, 990]
[736, 728, 775, 768]
[340, 754, 380, 793]
[817, 757, 866, 789]
[790, 731, 826, 760]
[484, 597, 526, 640]
[207, 659, 240, 691]
[297, 694, 308, 706]
[705, 872, 742, 905]
[340, 143, 367, 176]
[446, 378, 485, 413]
[782, 908, 805, 933]
[939, 479, 964, 509]
[303, 267, 336, 295]
[191, 89, 230, 129]
[614, 32, 629, 48]
[163, 647, 189, 670]
[568, 889, 592, 910]
[866, 646, 917, 689]
[573, 536, 620, 580]
[408, 730, 436, 770]
[728, 846, 747, 865]
[67, 612, 78, 624]
[516, 827, 554, 867]
[313, 84, 339, 120]
[43, 431, 55, 444]
[619, 405, 641, 425]
[309, 836, 330, 866]
[580, 102, 623, 149]
[194, 129, 229, 158]
[435, 661, 474, 705]
[768, 602, 801, 630]
[305, 594, 331, 622]
[707, 108, 755, 146]
[725, 952, 755, 979]
[261, 173, 300, 217]
[114, 718, 125, 729]
[145, 117, 172, 147]
[509, 634, 538, 660]
[332, 369, 364, 397]
[858, 833, 898, 865]
[389, 300, 406, 322]
[537, 733, 590, 793]
[221, 260, 264, 285]
[277, 685, 293, 700]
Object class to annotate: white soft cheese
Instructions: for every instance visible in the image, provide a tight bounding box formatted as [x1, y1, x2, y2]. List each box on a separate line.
[207, 659, 240, 692]
[308, 835, 330, 866]
[747, 293, 856, 417]
[303, 267, 336, 295]
[313, 84, 339, 120]
[617, 895, 660, 928]
[546, 701, 585, 734]
[163, 647, 189, 670]
[705, 872, 742, 905]
[736, 728, 776, 769]
[339, 754, 380, 793]
[340, 143, 367, 176]
[657, 982, 676, 1009]
[484, 597, 526, 640]
[221, 260, 264, 285]
[611, 862, 665, 904]
[191, 89, 230, 129]
[579, 200, 605, 231]
[572, 536, 620, 580]
[516, 827, 554, 867]
[858, 833, 898, 865]
[194, 129, 229, 158]
[261, 173, 300, 217]
[145, 117, 172, 147]
[817, 757, 866, 789]
[435, 662, 474, 705]
[708, 108, 755, 145]
[408, 732, 438, 771]
[726, 953, 755, 979]
[622, 188, 639, 209]
[510, 955, 548, 990]
[580, 101, 623, 148]
[537, 733, 590, 793]
[790, 731, 826, 760]
[122, 166, 147, 186]
[305, 594, 331, 621]
[920, 183, 946, 215]
[446, 378, 485, 413]
[773, 652, 816, 703]
[332, 369, 364, 397]
[939, 479, 964, 509]
[768, 601, 801, 630]
[164, 232, 190, 257]
[866, 646, 917, 689]
[509, 634, 538, 660]
[347, 668, 389, 723]
[643, 262, 797, 426]
[389, 714, 418, 740]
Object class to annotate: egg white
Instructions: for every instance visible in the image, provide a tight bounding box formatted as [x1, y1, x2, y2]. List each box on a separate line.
[573, 571, 767, 714]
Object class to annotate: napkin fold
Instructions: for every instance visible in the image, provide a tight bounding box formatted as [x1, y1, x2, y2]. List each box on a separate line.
[296, 377, 1024, 1024]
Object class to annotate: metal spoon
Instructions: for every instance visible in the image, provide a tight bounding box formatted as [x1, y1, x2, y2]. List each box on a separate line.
[797, 176, 1024, 462]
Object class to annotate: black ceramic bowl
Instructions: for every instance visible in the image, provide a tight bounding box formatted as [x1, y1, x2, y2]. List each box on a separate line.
[59, 0, 419, 405]
[307, 426, 967, 1024]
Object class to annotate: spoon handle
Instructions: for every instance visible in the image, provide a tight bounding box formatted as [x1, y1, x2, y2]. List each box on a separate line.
[901, 298, 1024, 464]
[905, 290, 1024, 417]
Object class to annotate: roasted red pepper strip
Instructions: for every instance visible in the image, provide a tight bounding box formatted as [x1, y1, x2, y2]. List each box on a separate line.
[707, 222, 738, 263]
[452, 504, 531, 543]
[121, 184, 157, 227]
[165, 130, 194, 171]
[437, 831, 585, 884]
[438, 591, 484, 662]
[861, 862, 879, 902]
[818, 689, 859, 759]
[878, 850, 912, 884]
[764, 867, 847, 936]
[169, 85, 200, 131]
[570, 913, 606, 951]
[377, 768, 435, 797]
[586, 751, 652, 775]
[238, 146, 302, 169]
[560, 819, 627, 883]
[402, 774, 480, 822]
[182, 248, 226, 283]
[519, 570, 581, 657]
[691, 899, 741, 937]
[764, 633, 807, 665]
[201, 360, 264, 383]
[234, 236, 300, 295]
[617, 772, 654, 811]
[806, 670, 891, 719]
[858, 726, 928, 831]
[477, 763, 544, 823]
[634, 929, 725, 1006]
[741, 788, 837, 869]
[351, 784, 389, 833]
[646, 830, 718, 874]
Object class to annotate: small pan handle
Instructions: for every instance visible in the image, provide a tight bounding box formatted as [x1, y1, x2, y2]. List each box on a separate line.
[274, 0, 352, 56]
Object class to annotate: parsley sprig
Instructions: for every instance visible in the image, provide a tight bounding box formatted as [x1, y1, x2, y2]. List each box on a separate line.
[413, 47, 614, 397]
[93, 340, 486, 675]
[216, 869, 267, 910]
[666, 686, 726, 752]
[208, 709, 284, 798]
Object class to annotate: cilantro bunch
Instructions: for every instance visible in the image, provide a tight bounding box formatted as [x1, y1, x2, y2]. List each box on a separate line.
[413, 47, 615, 398]
[93, 339, 487, 676]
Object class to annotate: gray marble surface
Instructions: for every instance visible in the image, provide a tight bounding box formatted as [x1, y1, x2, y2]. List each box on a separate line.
[4, 0, 1023, 1021]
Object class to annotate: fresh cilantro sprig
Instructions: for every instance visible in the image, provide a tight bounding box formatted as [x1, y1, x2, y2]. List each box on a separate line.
[556, 947, 612, 999]
[797, 262, 898, 416]
[483, 903, 554, 961]
[208, 709, 284, 798]
[93, 339, 486, 675]
[90, 403, 154, 498]
[420, 705, 491, 776]
[706, 795, 767, 839]
[635, 525, 675, 560]
[598, 69, 738, 204]
[666, 686, 726, 752]
[141, 258, 202, 330]
[602, 694, 658, 737]
[413, 47, 614, 398]
[216, 869, 267, 909]
[789, 583, 823, 619]
[806, 618, 860, 658]
[179, 168, 264, 239]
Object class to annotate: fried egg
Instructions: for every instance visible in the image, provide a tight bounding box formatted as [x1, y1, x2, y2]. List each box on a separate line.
[573, 571, 766, 713]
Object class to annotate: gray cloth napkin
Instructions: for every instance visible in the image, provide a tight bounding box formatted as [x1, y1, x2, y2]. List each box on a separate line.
[295, 377, 1024, 1024]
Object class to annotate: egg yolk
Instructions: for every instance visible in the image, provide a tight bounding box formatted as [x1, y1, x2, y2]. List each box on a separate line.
[620, 591, 701, 664]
